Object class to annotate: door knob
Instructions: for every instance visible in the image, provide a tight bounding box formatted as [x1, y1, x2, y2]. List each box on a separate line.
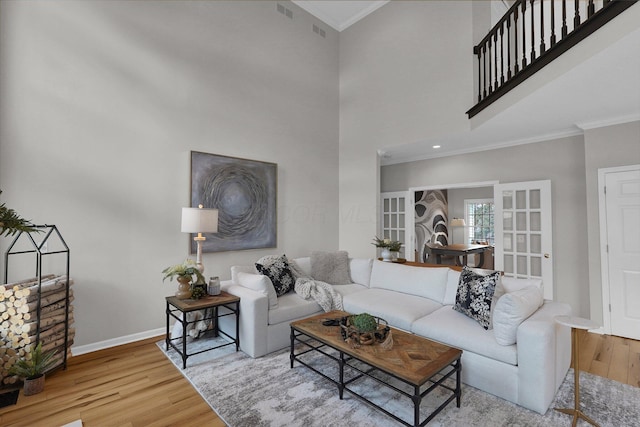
[544, 253, 550, 258]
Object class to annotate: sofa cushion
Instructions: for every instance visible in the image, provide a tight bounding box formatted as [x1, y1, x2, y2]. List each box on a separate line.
[411, 306, 518, 366]
[311, 251, 351, 285]
[343, 288, 442, 331]
[493, 286, 544, 345]
[291, 257, 312, 277]
[332, 283, 368, 298]
[237, 272, 278, 309]
[268, 292, 321, 325]
[349, 258, 373, 287]
[256, 254, 295, 297]
[501, 277, 544, 295]
[231, 265, 258, 284]
[444, 268, 460, 306]
[453, 266, 500, 330]
[369, 261, 449, 304]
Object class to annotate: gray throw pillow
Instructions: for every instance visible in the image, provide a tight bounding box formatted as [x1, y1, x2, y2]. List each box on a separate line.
[310, 251, 351, 285]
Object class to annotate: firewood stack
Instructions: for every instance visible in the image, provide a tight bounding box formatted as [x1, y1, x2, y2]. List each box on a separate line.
[0, 274, 75, 385]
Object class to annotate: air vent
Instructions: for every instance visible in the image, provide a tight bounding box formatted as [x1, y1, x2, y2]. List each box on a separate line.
[313, 24, 326, 38]
[277, 3, 293, 19]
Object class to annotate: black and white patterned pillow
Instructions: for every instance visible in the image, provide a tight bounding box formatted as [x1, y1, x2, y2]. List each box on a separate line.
[453, 266, 500, 330]
[255, 254, 295, 297]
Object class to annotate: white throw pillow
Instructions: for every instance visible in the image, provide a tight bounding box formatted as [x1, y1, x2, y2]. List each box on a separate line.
[493, 286, 544, 345]
[237, 272, 278, 309]
[231, 265, 258, 284]
[501, 277, 543, 295]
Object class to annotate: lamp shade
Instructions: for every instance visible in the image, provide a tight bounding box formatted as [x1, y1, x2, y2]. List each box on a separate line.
[181, 206, 218, 233]
[450, 218, 466, 227]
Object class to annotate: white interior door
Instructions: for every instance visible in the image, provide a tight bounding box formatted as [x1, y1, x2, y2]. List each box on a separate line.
[600, 166, 640, 340]
[380, 192, 412, 261]
[494, 180, 553, 300]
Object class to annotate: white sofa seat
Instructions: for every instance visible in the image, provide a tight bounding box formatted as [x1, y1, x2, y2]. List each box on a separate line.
[332, 283, 368, 297]
[268, 293, 322, 325]
[343, 288, 442, 332]
[411, 305, 518, 366]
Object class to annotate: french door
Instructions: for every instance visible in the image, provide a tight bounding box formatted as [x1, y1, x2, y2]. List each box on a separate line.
[380, 192, 412, 261]
[494, 180, 553, 300]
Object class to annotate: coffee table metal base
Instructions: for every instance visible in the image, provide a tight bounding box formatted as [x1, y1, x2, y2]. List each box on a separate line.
[290, 330, 461, 427]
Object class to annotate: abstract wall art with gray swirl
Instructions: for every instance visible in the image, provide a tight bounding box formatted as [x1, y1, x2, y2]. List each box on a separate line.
[190, 151, 277, 252]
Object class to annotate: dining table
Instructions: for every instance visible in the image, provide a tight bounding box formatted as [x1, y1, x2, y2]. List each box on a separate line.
[428, 243, 491, 268]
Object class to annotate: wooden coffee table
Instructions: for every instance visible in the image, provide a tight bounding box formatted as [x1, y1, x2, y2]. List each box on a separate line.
[290, 311, 462, 427]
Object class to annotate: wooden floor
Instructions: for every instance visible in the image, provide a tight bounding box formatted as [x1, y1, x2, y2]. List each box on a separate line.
[0, 336, 225, 427]
[576, 329, 640, 387]
[0, 332, 638, 426]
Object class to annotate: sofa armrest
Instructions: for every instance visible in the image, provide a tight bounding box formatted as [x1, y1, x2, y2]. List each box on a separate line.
[516, 301, 572, 414]
[219, 282, 269, 358]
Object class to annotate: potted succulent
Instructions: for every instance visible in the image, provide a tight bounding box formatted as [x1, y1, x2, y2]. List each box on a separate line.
[162, 259, 205, 299]
[341, 313, 390, 346]
[9, 342, 58, 396]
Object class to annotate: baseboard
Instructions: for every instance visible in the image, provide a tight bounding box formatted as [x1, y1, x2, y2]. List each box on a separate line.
[71, 327, 165, 356]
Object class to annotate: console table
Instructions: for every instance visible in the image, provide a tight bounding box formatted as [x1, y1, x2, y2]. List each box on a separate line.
[166, 291, 240, 369]
[554, 315, 600, 427]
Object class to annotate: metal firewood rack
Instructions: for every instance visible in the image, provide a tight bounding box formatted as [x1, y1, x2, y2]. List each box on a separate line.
[3, 225, 71, 372]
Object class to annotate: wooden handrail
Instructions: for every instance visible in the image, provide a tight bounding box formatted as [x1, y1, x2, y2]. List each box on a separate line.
[467, 0, 637, 118]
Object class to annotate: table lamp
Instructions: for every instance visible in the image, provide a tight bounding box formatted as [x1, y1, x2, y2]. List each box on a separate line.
[450, 218, 466, 244]
[181, 204, 218, 279]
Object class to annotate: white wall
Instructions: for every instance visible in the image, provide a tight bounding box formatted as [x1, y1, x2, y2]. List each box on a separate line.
[381, 136, 591, 316]
[584, 120, 640, 325]
[0, 1, 339, 349]
[339, 1, 475, 257]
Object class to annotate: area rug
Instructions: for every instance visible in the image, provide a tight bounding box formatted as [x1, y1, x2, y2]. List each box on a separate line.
[158, 337, 640, 426]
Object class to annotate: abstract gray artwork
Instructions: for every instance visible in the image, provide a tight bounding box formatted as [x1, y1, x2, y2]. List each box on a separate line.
[415, 189, 448, 262]
[190, 151, 277, 252]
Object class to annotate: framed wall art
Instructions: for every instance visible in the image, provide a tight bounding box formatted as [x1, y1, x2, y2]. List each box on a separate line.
[190, 151, 277, 252]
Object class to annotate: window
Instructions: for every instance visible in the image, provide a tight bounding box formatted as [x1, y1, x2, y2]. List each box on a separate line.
[464, 199, 495, 245]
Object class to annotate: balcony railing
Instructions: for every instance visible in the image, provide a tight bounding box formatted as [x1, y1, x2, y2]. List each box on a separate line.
[467, 0, 637, 118]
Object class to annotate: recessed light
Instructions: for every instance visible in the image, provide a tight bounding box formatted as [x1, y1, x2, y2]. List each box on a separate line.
[433, 145, 441, 149]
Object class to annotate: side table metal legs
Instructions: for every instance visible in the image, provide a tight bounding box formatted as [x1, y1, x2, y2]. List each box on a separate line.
[555, 327, 600, 427]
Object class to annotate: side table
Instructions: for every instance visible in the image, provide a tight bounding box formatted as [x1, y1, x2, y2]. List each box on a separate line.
[554, 315, 600, 427]
[166, 291, 240, 369]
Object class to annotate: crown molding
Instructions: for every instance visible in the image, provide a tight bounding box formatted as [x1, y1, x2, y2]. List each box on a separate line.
[575, 113, 640, 130]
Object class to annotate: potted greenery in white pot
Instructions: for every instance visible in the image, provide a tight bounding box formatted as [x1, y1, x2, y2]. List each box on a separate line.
[9, 342, 58, 396]
[162, 259, 205, 299]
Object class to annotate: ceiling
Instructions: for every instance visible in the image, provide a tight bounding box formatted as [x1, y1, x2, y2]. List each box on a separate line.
[292, 1, 389, 31]
[293, 1, 640, 166]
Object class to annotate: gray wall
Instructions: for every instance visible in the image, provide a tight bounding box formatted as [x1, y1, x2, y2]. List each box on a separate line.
[381, 135, 591, 316]
[0, 1, 339, 349]
[584, 121, 640, 324]
[339, 1, 476, 257]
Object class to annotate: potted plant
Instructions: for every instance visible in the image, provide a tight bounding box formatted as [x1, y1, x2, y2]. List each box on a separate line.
[162, 259, 205, 299]
[9, 342, 58, 396]
[0, 190, 40, 237]
[340, 313, 390, 346]
[372, 236, 402, 262]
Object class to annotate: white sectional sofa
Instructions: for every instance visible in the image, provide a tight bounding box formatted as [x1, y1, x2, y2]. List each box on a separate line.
[218, 255, 572, 414]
